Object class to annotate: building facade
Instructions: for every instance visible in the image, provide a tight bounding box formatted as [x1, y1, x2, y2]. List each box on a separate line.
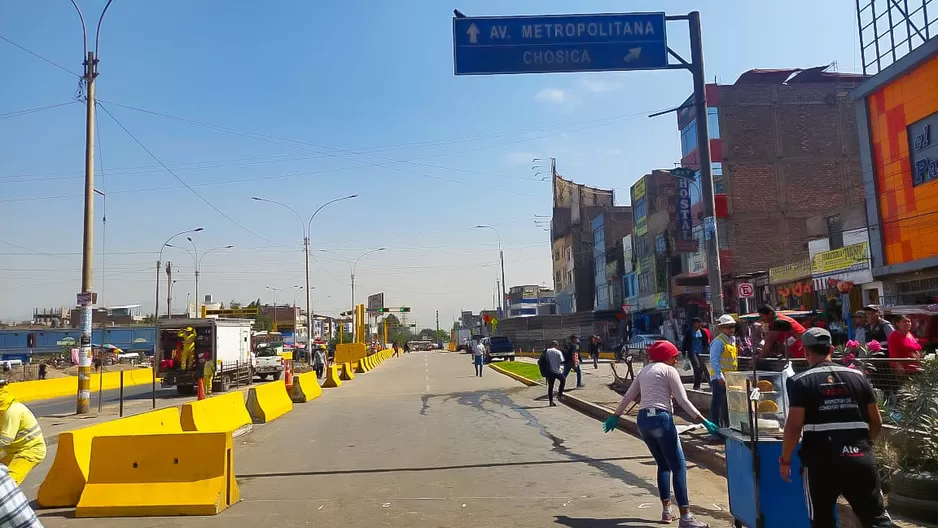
[506, 285, 556, 317]
[676, 66, 869, 313]
[591, 208, 633, 311]
[855, 37, 938, 306]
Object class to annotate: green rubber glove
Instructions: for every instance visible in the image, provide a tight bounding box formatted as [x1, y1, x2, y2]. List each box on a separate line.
[603, 415, 619, 433]
[701, 419, 720, 435]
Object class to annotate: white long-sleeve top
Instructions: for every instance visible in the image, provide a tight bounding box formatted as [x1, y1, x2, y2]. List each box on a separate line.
[613, 361, 702, 418]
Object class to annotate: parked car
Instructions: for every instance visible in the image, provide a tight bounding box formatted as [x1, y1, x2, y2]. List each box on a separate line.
[482, 336, 514, 362]
[618, 334, 668, 361]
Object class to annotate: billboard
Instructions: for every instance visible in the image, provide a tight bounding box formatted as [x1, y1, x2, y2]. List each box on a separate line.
[674, 177, 697, 253]
[622, 236, 633, 274]
[367, 293, 385, 311]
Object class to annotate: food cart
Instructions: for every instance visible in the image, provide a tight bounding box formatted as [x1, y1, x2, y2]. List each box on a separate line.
[721, 316, 834, 527]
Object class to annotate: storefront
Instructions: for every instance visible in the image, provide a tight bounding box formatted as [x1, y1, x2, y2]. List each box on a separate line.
[768, 260, 815, 311]
[810, 241, 873, 340]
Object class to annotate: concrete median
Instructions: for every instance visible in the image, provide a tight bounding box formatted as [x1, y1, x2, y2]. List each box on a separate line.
[74, 431, 239, 517]
[37, 407, 183, 508]
[340, 362, 355, 381]
[181, 391, 251, 434]
[334, 342, 367, 365]
[245, 381, 293, 423]
[322, 365, 342, 388]
[290, 372, 322, 403]
[8, 368, 155, 403]
[355, 358, 370, 374]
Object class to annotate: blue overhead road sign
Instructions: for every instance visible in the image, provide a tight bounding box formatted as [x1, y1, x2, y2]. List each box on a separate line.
[453, 13, 668, 75]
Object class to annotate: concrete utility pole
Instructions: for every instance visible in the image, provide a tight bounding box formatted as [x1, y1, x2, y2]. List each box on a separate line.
[688, 11, 725, 318]
[72, 0, 114, 415]
[165, 262, 173, 317]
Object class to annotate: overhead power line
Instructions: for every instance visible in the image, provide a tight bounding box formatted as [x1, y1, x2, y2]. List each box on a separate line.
[95, 102, 273, 243]
[0, 101, 79, 120]
[0, 34, 82, 78]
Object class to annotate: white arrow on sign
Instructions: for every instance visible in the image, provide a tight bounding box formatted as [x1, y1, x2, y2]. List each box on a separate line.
[467, 23, 480, 44]
[624, 47, 642, 63]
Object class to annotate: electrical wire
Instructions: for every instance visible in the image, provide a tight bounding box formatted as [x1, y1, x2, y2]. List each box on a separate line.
[0, 34, 82, 78]
[0, 101, 79, 120]
[95, 102, 273, 243]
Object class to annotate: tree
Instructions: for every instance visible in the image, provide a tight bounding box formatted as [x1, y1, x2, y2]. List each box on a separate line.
[383, 314, 401, 327]
[254, 314, 273, 332]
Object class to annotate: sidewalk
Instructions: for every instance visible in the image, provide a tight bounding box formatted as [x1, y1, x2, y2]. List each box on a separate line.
[504, 358, 931, 528]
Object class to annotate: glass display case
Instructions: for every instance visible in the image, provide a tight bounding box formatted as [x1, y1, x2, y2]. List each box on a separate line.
[724, 369, 793, 436]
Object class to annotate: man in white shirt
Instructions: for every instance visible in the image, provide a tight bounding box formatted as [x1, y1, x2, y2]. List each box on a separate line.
[545, 341, 565, 407]
[472, 341, 486, 377]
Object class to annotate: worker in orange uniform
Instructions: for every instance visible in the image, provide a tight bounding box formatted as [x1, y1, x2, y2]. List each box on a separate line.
[0, 381, 46, 485]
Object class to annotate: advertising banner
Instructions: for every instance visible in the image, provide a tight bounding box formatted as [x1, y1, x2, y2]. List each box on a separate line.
[811, 242, 871, 277]
[675, 177, 696, 252]
[769, 260, 812, 285]
[367, 292, 385, 311]
[622, 236, 633, 274]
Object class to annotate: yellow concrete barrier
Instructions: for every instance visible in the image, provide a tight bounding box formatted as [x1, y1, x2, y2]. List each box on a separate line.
[290, 372, 322, 403]
[334, 342, 367, 364]
[356, 359, 370, 374]
[340, 362, 355, 381]
[7, 368, 155, 403]
[322, 365, 342, 388]
[37, 407, 183, 508]
[75, 432, 239, 517]
[181, 391, 251, 434]
[245, 381, 293, 423]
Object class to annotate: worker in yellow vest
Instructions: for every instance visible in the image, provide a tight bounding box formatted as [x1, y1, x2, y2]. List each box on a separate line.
[708, 314, 739, 428]
[0, 381, 45, 485]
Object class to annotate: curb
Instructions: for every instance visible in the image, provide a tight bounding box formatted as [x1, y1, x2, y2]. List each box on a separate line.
[488, 364, 727, 476]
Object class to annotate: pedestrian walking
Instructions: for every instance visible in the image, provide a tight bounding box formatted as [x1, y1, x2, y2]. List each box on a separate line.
[588, 335, 601, 369]
[680, 317, 710, 390]
[404, 342, 411, 355]
[563, 335, 584, 388]
[37, 361, 47, 381]
[542, 340, 565, 406]
[708, 314, 738, 428]
[603, 341, 717, 527]
[780, 328, 896, 528]
[313, 348, 325, 379]
[472, 340, 485, 377]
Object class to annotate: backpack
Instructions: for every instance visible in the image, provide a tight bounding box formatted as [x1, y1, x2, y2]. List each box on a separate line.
[538, 349, 550, 377]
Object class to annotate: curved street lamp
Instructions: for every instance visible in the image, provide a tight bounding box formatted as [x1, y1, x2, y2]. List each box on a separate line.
[252, 194, 357, 349]
[476, 225, 507, 316]
[313, 247, 387, 310]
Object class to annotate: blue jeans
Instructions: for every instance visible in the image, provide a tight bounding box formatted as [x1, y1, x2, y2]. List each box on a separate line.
[637, 408, 689, 507]
[473, 355, 484, 376]
[563, 363, 582, 386]
[710, 379, 729, 428]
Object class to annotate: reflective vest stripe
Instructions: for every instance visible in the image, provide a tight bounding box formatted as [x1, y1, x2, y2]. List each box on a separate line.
[803, 421, 869, 432]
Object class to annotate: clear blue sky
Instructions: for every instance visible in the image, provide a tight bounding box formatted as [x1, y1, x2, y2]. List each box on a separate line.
[1, 0, 861, 325]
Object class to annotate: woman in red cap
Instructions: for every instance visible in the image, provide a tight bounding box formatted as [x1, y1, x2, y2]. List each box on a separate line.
[603, 340, 718, 527]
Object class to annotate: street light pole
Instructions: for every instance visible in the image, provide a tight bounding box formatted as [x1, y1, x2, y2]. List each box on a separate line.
[186, 237, 199, 316]
[476, 225, 507, 317]
[194, 244, 234, 315]
[252, 194, 358, 359]
[72, 0, 114, 414]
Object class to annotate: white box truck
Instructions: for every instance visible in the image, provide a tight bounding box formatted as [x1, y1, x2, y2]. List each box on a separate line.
[156, 318, 253, 395]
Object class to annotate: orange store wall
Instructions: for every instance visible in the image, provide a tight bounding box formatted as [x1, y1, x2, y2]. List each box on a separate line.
[867, 53, 938, 265]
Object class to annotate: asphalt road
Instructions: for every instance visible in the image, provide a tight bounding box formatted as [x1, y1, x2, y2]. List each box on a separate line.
[26, 384, 181, 418]
[28, 352, 733, 527]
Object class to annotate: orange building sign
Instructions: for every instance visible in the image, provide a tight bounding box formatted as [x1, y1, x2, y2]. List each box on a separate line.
[866, 53, 938, 265]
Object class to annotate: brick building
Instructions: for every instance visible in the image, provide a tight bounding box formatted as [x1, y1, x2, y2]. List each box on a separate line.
[677, 65, 868, 313]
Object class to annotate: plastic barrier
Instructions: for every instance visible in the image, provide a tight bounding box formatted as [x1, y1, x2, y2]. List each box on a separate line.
[322, 365, 342, 388]
[37, 407, 183, 508]
[181, 391, 251, 434]
[74, 432, 239, 517]
[334, 343, 367, 365]
[340, 362, 355, 381]
[290, 372, 322, 403]
[8, 368, 155, 403]
[245, 381, 293, 423]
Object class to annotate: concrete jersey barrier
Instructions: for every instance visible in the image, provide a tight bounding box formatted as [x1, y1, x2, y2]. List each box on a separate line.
[340, 362, 355, 381]
[290, 372, 322, 403]
[37, 407, 183, 508]
[8, 368, 155, 403]
[322, 365, 342, 388]
[181, 391, 252, 434]
[245, 382, 293, 423]
[75, 431, 239, 517]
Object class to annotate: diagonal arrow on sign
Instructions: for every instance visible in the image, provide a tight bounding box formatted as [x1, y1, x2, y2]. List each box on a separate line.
[623, 47, 642, 63]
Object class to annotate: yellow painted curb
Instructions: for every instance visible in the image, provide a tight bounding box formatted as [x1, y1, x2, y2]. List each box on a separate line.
[488, 364, 542, 387]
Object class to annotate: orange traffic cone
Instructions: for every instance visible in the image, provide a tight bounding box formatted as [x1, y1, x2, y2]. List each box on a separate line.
[284, 360, 293, 392]
[197, 378, 206, 400]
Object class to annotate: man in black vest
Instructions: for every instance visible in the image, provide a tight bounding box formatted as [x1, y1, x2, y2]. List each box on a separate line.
[863, 305, 894, 346]
[780, 327, 895, 528]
